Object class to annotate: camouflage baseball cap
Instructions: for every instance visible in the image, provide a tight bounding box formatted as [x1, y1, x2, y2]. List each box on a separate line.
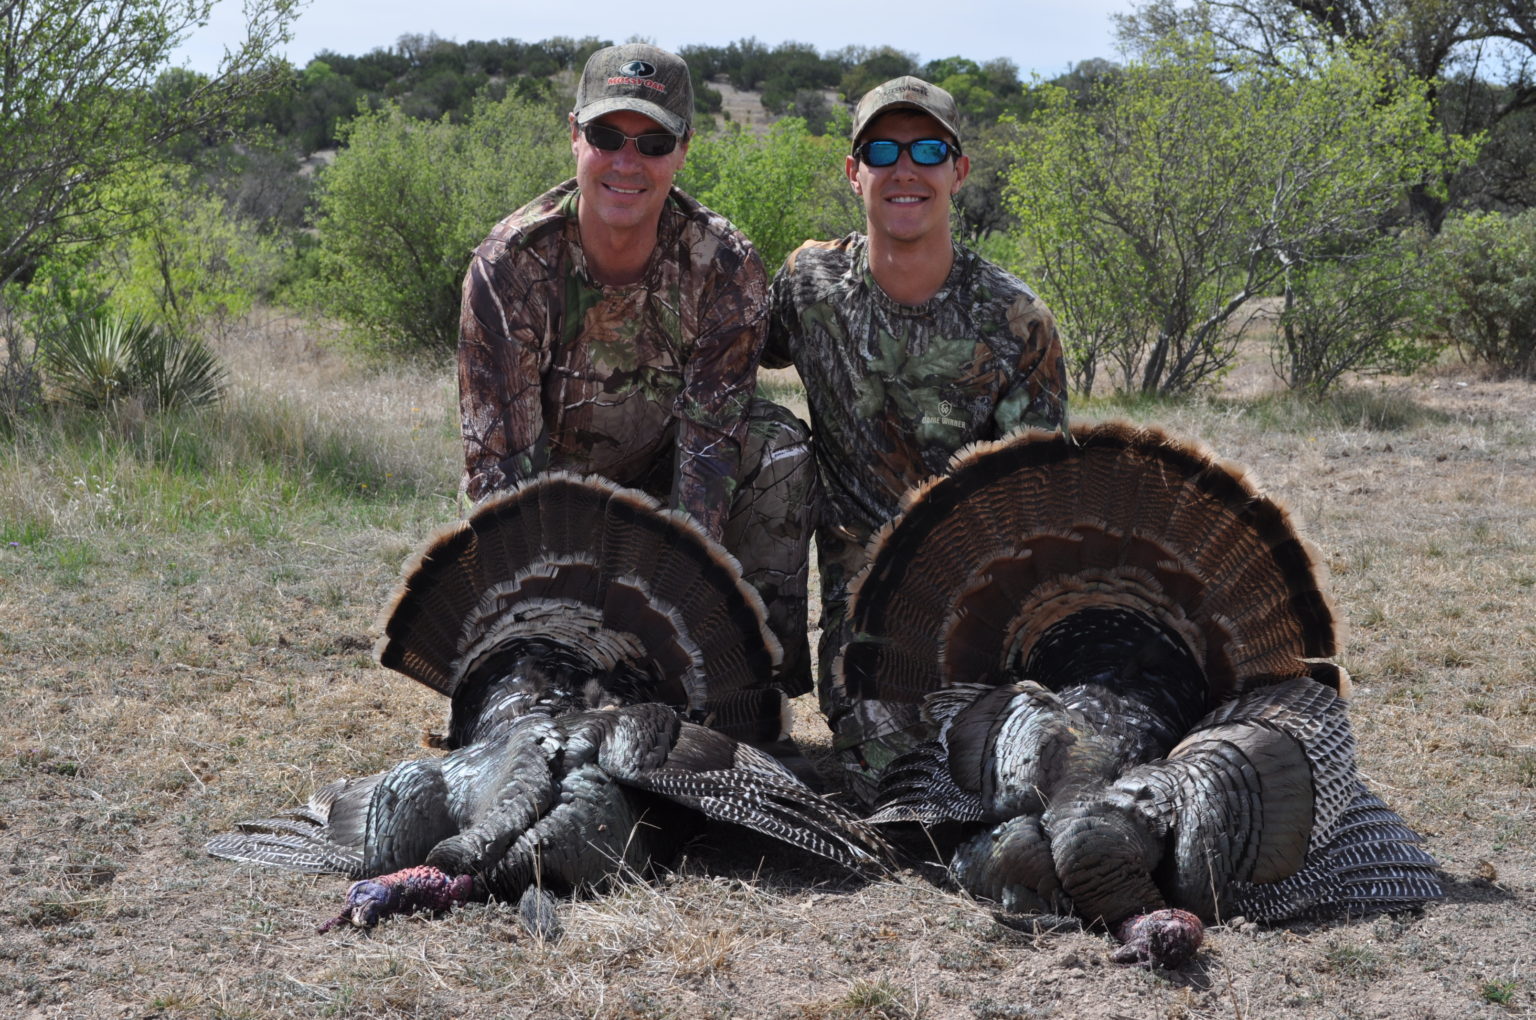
[573, 43, 693, 137]
[851, 76, 962, 148]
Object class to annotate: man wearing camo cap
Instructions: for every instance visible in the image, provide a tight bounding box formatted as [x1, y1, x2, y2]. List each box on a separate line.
[764, 75, 1070, 802]
[458, 43, 815, 700]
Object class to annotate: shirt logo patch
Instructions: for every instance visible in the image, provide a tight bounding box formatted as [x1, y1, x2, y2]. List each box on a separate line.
[922, 400, 967, 429]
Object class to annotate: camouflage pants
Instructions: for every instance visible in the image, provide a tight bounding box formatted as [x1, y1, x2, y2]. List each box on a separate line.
[721, 398, 816, 698]
[814, 530, 929, 807]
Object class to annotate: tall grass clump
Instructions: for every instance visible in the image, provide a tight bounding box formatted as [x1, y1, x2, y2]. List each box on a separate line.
[0, 314, 460, 554]
[1244, 387, 1452, 434]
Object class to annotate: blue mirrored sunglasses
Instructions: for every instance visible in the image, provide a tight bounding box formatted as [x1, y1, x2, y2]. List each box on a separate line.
[854, 138, 960, 167]
[582, 123, 680, 157]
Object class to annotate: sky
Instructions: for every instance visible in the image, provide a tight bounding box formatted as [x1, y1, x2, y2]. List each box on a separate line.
[173, 0, 1133, 80]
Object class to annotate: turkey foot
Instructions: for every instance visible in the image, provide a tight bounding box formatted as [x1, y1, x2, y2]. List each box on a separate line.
[318, 865, 474, 931]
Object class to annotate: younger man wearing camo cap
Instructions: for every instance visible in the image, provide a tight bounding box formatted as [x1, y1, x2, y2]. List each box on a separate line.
[764, 75, 1070, 802]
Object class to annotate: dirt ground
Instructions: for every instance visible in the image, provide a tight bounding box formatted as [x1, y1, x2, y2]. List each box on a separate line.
[2, 350, 1534, 1018]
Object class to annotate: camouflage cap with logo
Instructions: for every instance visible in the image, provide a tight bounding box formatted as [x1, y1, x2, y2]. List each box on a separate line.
[850, 76, 962, 149]
[573, 43, 694, 138]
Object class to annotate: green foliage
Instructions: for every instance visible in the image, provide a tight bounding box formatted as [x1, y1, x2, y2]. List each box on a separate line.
[1274, 232, 1446, 392]
[923, 56, 1026, 124]
[953, 117, 1024, 243]
[1480, 979, 1518, 1005]
[257, 35, 609, 151]
[680, 118, 862, 273]
[1114, 0, 1536, 222]
[4, 162, 288, 364]
[41, 313, 225, 412]
[101, 164, 290, 336]
[285, 58, 365, 150]
[837, 46, 919, 100]
[0, 302, 44, 429]
[1434, 209, 1536, 378]
[1007, 38, 1471, 396]
[306, 93, 570, 356]
[756, 41, 842, 115]
[0, 0, 297, 286]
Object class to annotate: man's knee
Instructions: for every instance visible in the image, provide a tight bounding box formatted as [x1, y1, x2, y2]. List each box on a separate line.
[739, 397, 814, 492]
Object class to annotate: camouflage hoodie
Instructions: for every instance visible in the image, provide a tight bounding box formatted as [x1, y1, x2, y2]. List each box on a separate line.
[459, 179, 768, 540]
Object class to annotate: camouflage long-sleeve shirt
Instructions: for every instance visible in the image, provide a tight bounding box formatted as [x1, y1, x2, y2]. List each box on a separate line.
[764, 233, 1069, 550]
[459, 180, 768, 540]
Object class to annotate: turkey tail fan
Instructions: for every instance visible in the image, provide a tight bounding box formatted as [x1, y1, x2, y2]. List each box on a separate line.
[838, 421, 1341, 747]
[375, 473, 783, 740]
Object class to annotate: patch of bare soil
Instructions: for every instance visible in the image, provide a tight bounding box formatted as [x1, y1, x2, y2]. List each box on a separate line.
[714, 79, 778, 134]
[2, 347, 1535, 1018]
[708, 80, 843, 137]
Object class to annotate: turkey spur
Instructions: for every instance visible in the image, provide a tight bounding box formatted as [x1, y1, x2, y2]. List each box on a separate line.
[844, 422, 1442, 965]
[208, 474, 889, 931]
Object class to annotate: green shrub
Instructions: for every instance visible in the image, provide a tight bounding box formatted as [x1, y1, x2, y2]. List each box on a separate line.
[306, 92, 569, 357]
[680, 117, 861, 274]
[1, 301, 43, 429]
[1436, 209, 1536, 378]
[103, 164, 289, 338]
[1273, 232, 1445, 393]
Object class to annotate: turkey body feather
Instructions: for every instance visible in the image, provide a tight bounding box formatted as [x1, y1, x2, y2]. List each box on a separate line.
[209, 702, 888, 896]
[846, 422, 1441, 931]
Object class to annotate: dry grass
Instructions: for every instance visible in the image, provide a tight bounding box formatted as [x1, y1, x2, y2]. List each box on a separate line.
[3, 319, 1536, 1018]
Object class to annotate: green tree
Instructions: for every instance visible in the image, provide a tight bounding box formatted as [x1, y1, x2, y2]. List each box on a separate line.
[953, 117, 1023, 244]
[923, 56, 1027, 123]
[306, 93, 570, 356]
[837, 46, 918, 100]
[759, 41, 840, 115]
[1007, 39, 1470, 396]
[680, 117, 861, 274]
[291, 59, 363, 150]
[1115, 0, 1536, 221]
[0, 0, 297, 287]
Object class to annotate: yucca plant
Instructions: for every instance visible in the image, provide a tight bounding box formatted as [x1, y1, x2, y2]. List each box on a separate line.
[131, 324, 226, 412]
[42, 313, 225, 412]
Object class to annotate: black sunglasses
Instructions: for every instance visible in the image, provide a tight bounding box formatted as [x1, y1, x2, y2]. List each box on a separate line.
[854, 138, 960, 167]
[582, 123, 680, 157]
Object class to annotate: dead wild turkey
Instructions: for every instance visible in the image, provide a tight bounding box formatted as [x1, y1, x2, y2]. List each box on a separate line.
[842, 422, 1442, 966]
[208, 473, 889, 931]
